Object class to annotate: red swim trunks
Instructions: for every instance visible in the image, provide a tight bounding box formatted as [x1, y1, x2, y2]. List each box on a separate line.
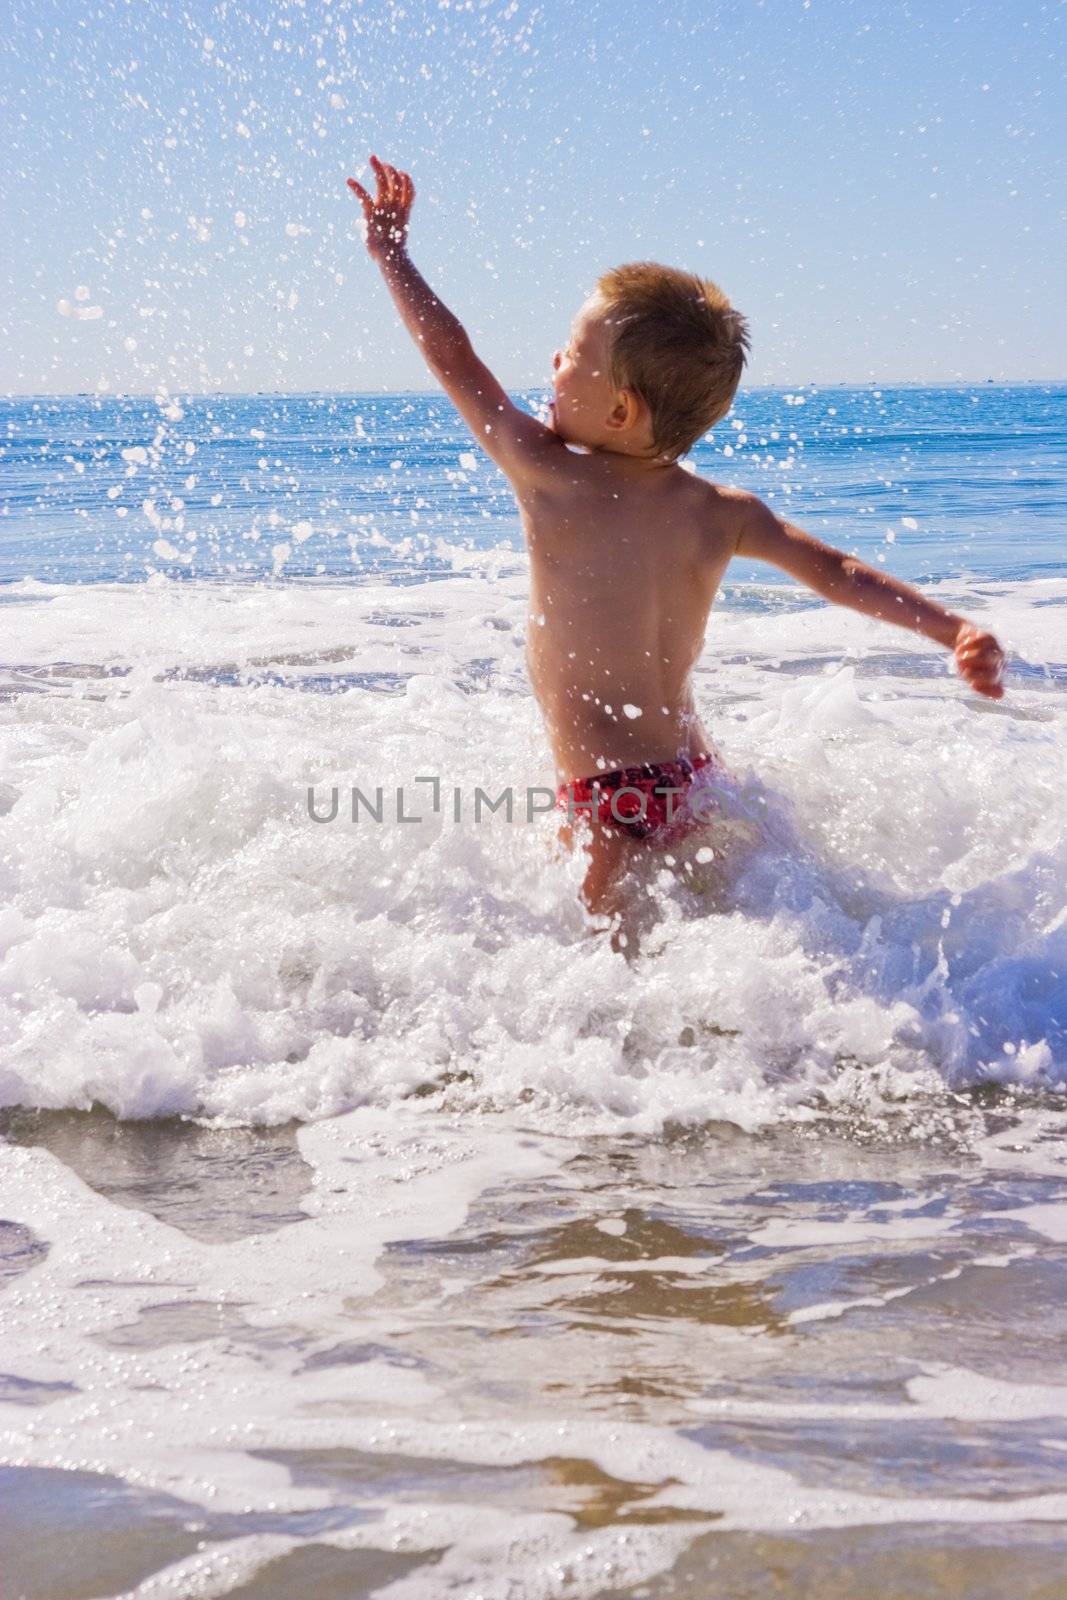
[556, 751, 722, 844]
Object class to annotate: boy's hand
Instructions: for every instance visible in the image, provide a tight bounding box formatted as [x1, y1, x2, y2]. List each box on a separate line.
[953, 622, 1006, 699]
[347, 154, 413, 261]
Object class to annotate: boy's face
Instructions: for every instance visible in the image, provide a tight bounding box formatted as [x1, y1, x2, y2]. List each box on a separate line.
[549, 297, 621, 449]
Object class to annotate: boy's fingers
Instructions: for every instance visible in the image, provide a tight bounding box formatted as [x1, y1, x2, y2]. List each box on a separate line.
[346, 178, 372, 210]
[966, 675, 998, 697]
[966, 666, 1005, 696]
[369, 153, 388, 201]
[956, 640, 1005, 681]
[374, 157, 395, 202]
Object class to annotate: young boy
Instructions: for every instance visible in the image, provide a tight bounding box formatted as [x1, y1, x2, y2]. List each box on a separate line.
[347, 156, 1006, 928]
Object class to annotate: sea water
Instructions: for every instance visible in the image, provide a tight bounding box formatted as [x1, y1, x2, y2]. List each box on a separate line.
[1, 386, 1066, 1598]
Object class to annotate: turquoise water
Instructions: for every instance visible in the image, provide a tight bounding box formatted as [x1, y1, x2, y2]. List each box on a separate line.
[2, 385, 1065, 586]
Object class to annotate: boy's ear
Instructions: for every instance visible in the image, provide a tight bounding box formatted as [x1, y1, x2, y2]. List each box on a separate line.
[606, 387, 643, 432]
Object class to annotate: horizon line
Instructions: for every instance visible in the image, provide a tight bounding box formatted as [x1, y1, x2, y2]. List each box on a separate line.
[3, 379, 1066, 402]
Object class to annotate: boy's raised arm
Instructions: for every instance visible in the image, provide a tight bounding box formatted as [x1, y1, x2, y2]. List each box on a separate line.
[347, 156, 558, 485]
[732, 492, 1006, 699]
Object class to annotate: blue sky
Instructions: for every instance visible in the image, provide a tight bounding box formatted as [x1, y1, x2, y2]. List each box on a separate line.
[2, 0, 1063, 393]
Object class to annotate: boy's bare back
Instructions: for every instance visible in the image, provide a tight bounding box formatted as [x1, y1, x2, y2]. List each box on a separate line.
[520, 449, 739, 781]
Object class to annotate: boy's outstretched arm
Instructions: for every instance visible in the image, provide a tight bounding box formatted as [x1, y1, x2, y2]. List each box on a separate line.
[347, 156, 558, 485]
[733, 493, 1006, 698]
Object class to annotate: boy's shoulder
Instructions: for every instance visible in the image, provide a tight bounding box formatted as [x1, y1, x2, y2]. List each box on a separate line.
[688, 469, 751, 507]
[679, 468, 759, 531]
[693, 475, 763, 566]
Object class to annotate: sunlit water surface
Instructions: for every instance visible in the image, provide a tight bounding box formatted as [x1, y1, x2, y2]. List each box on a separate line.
[1, 387, 1066, 1598]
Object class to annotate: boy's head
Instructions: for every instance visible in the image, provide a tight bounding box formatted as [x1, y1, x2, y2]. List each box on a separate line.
[550, 262, 749, 462]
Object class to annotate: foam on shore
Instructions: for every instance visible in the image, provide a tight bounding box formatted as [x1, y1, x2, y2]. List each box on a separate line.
[1, 571, 1064, 1128]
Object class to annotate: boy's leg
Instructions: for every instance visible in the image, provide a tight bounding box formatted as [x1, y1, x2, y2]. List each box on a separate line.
[578, 824, 636, 921]
[557, 816, 644, 950]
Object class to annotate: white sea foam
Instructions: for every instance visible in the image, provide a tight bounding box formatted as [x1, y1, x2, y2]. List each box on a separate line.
[0, 571, 1064, 1128]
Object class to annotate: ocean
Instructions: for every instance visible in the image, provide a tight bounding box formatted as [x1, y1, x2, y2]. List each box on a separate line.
[1, 385, 1066, 1598]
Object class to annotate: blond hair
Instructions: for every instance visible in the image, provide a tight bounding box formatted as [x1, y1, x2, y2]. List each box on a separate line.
[594, 262, 750, 460]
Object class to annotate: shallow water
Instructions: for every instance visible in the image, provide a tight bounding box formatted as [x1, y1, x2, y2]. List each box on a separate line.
[1, 389, 1066, 1596]
[3, 1099, 1067, 1597]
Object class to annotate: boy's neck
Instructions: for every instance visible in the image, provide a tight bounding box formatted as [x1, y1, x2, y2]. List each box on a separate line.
[577, 440, 678, 475]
